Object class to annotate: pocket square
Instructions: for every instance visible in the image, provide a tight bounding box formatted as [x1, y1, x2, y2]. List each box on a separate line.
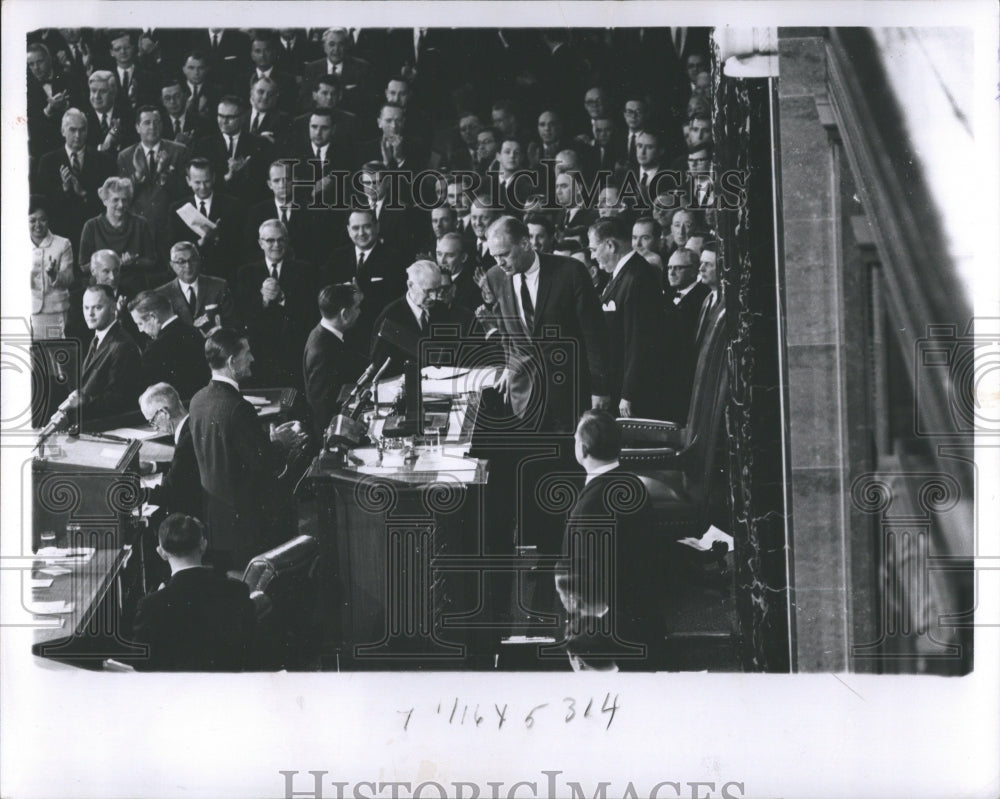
[370, 276, 384, 282]
[602, 300, 617, 312]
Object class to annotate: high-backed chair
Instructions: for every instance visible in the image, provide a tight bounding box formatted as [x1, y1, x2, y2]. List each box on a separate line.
[241, 534, 320, 669]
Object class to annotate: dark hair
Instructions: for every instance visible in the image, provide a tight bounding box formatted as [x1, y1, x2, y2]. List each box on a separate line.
[184, 49, 209, 65]
[186, 156, 214, 175]
[135, 104, 161, 121]
[160, 76, 186, 95]
[127, 290, 172, 317]
[318, 283, 359, 319]
[314, 73, 343, 92]
[29, 195, 49, 216]
[308, 106, 334, 122]
[523, 212, 554, 238]
[632, 215, 662, 239]
[348, 206, 377, 224]
[204, 327, 247, 370]
[701, 239, 719, 255]
[588, 216, 630, 247]
[379, 101, 405, 117]
[157, 513, 205, 555]
[478, 125, 501, 142]
[217, 94, 247, 112]
[576, 409, 621, 461]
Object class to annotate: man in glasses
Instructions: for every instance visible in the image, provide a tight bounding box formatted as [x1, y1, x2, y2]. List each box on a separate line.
[663, 246, 710, 421]
[191, 95, 272, 204]
[138, 382, 203, 521]
[235, 218, 316, 388]
[154, 241, 236, 333]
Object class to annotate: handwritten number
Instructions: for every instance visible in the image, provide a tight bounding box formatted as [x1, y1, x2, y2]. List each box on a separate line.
[495, 703, 507, 730]
[564, 697, 576, 723]
[601, 693, 620, 729]
[525, 703, 548, 729]
[474, 705, 484, 726]
[584, 698, 593, 717]
[398, 708, 413, 731]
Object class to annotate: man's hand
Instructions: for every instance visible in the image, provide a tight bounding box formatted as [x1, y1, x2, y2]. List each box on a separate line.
[226, 155, 251, 179]
[120, 251, 137, 267]
[495, 369, 512, 405]
[618, 399, 633, 418]
[44, 91, 69, 117]
[196, 227, 218, 247]
[138, 460, 157, 476]
[474, 304, 499, 337]
[591, 395, 611, 411]
[59, 164, 85, 196]
[270, 420, 309, 451]
[260, 277, 283, 305]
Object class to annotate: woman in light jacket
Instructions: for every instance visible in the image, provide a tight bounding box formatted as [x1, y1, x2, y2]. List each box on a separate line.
[30, 196, 75, 339]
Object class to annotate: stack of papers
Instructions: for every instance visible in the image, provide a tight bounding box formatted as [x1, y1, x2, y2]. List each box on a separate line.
[34, 547, 96, 564]
[678, 525, 734, 552]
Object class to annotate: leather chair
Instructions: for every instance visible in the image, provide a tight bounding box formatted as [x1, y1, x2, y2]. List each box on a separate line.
[617, 302, 729, 539]
[241, 534, 321, 669]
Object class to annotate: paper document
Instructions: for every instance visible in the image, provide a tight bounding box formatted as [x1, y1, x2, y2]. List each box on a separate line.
[30, 578, 54, 589]
[29, 600, 74, 615]
[176, 203, 217, 236]
[678, 525, 734, 552]
[102, 427, 167, 441]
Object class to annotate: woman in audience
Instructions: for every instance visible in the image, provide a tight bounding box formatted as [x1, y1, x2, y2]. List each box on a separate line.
[78, 176, 157, 284]
[29, 196, 75, 339]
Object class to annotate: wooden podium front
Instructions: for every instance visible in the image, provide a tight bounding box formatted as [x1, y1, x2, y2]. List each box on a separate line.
[306, 446, 491, 669]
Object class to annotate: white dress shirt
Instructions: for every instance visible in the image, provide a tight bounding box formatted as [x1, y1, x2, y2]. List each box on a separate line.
[514, 252, 541, 328]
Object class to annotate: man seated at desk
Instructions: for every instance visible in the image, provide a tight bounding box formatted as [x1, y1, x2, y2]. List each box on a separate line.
[138, 382, 202, 520]
[60, 283, 142, 424]
[131, 513, 255, 671]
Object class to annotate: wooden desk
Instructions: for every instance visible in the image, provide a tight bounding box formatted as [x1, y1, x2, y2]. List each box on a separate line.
[31, 547, 135, 668]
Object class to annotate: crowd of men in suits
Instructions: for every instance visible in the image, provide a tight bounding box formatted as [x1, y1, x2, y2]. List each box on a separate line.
[27, 26, 727, 670]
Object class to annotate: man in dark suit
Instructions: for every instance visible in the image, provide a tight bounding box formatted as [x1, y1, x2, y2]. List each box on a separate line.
[555, 410, 660, 671]
[159, 78, 211, 145]
[61, 283, 142, 423]
[65, 249, 146, 350]
[301, 28, 373, 115]
[663, 246, 710, 420]
[289, 74, 358, 162]
[485, 216, 610, 434]
[169, 158, 242, 282]
[154, 241, 238, 331]
[191, 95, 272, 204]
[27, 42, 80, 157]
[189, 29, 251, 91]
[179, 50, 224, 121]
[353, 161, 420, 255]
[274, 29, 322, 78]
[235, 219, 317, 388]
[325, 208, 407, 349]
[587, 217, 666, 419]
[129, 291, 210, 400]
[245, 77, 293, 149]
[32, 108, 114, 253]
[369, 260, 450, 372]
[589, 116, 626, 175]
[107, 30, 160, 112]
[84, 70, 136, 156]
[188, 329, 308, 571]
[243, 33, 299, 116]
[302, 283, 367, 437]
[137, 383, 203, 521]
[245, 159, 333, 271]
[356, 103, 428, 172]
[436, 232, 483, 312]
[131, 513, 255, 671]
[553, 172, 598, 252]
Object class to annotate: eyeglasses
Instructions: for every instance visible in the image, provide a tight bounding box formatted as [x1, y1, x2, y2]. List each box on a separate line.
[145, 407, 168, 427]
[170, 258, 197, 265]
[260, 237, 287, 245]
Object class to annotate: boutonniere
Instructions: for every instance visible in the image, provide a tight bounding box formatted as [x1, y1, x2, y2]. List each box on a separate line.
[156, 150, 174, 186]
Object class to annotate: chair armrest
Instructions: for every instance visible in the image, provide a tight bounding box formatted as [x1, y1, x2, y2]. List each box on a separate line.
[617, 417, 685, 448]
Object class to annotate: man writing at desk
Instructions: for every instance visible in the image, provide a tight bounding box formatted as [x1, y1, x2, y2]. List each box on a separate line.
[188, 328, 308, 572]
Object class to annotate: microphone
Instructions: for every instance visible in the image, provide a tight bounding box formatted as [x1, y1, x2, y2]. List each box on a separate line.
[37, 394, 75, 447]
[370, 356, 393, 384]
[344, 360, 380, 402]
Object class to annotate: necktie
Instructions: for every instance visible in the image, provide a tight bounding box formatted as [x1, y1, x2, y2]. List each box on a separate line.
[70, 152, 80, 173]
[640, 172, 649, 192]
[191, 84, 200, 105]
[251, 114, 260, 135]
[120, 69, 129, 94]
[280, 207, 289, 226]
[226, 135, 235, 158]
[519, 274, 535, 331]
[628, 133, 636, 162]
[100, 114, 109, 135]
[187, 286, 198, 316]
[199, 200, 207, 216]
[147, 149, 157, 179]
[270, 264, 278, 280]
[212, 33, 219, 49]
[419, 310, 428, 331]
[85, 334, 99, 368]
[357, 251, 365, 270]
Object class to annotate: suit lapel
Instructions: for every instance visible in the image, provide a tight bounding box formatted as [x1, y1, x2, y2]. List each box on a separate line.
[501, 274, 527, 336]
[531, 260, 553, 334]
